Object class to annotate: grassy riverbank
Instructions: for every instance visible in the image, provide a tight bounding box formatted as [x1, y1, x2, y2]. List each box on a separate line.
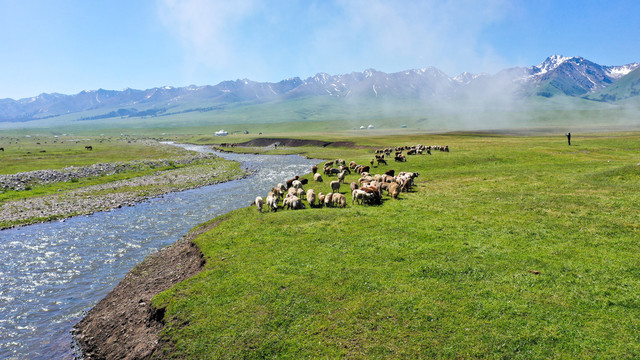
[0, 140, 246, 229]
[152, 132, 640, 358]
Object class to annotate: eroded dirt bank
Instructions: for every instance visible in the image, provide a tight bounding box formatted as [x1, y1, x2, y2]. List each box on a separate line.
[73, 220, 222, 359]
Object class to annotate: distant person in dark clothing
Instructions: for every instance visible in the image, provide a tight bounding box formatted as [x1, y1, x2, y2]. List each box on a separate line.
[566, 132, 571, 146]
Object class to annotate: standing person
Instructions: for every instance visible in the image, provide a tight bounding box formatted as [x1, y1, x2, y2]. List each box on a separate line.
[566, 132, 571, 146]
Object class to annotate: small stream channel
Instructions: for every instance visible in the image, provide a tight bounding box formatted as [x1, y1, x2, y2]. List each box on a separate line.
[0, 144, 320, 359]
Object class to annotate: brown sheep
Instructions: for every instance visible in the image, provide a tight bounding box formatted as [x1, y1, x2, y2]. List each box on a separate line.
[350, 181, 359, 193]
[389, 182, 400, 198]
[285, 175, 299, 189]
[332, 193, 346, 208]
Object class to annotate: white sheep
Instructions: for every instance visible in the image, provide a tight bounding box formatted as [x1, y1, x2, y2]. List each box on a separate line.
[266, 194, 279, 212]
[323, 192, 333, 207]
[330, 180, 340, 193]
[254, 196, 264, 212]
[284, 194, 304, 210]
[337, 170, 347, 184]
[292, 180, 303, 190]
[352, 189, 367, 205]
[306, 189, 317, 207]
[314, 173, 323, 182]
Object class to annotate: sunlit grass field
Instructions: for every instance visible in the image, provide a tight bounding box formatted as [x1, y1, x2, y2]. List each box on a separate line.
[0, 136, 187, 174]
[152, 132, 640, 358]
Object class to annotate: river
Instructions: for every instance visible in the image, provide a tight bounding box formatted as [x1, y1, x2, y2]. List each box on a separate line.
[0, 145, 319, 359]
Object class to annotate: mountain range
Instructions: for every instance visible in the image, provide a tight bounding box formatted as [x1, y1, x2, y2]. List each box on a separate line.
[1, 55, 639, 123]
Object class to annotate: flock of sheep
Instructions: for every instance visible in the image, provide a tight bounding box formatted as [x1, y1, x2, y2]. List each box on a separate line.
[252, 144, 448, 213]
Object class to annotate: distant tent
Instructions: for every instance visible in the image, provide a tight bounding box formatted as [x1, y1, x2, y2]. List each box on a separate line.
[359, 126, 366, 130]
[215, 130, 228, 136]
[401, 125, 407, 128]
[367, 124, 374, 129]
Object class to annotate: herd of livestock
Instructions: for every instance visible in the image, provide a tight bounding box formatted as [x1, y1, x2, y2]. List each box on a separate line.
[253, 144, 449, 212]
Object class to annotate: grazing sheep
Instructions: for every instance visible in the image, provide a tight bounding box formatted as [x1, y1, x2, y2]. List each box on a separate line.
[360, 186, 382, 204]
[270, 188, 283, 199]
[266, 194, 279, 212]
[377, 158, 387, 166]
[287, 187, 298, 196]
[385, 169, 395, 177]
[350, 181, 359, 193]
[306, 189, 317, 207]
[292, 180, 303, 189]
[389, 182, 400, 198]
[349, 161, 358, 169]
[314, 173, 323, 182]
[318, 192, 326, 204]
[337, 170, 347, 184]
[330, 180, 340, 193]
[285, 175, 300, 189]
[332, 193, 346, 208]
[283, 194, 304, 210]
[296, 187, 305, 199]
[300, 178, 309, 185]
[352, 189, 367, 204]
[254, 196, 264, 212]
[312, 165, 318, 174]
[323, 192, 334, 207]
[324, 161, 334, 168]
[277, 183, 287, 193]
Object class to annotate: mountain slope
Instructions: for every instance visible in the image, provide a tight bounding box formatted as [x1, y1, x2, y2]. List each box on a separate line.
[1, 55, 639, 123]
[585, 67, 640, 102]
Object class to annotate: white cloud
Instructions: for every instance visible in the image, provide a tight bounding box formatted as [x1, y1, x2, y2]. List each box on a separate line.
[317, 0, 513, 76]
[157, 0, 514, 82]
[157, 0, 257, 70]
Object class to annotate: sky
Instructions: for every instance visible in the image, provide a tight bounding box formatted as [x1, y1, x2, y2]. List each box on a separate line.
[0, 0, 639, 100]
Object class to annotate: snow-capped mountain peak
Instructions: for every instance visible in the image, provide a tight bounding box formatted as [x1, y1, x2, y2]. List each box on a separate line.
[533, 55, 575, 75]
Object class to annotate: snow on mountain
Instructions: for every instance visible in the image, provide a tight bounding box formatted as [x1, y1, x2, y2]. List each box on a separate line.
[531, 54, 573, 76]
[453, 72, 488, 84]
[605, 63, 640, 79]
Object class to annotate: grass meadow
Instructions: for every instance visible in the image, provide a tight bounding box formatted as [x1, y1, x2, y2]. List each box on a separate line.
[150, 132, 640, 358]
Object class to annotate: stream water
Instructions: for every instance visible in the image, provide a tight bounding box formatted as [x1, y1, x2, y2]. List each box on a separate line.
[0, 145, 319, 359]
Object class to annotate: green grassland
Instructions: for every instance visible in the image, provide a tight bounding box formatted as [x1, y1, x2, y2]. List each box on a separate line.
[152, 132, 640, 358]
[0, 135, 188, 174]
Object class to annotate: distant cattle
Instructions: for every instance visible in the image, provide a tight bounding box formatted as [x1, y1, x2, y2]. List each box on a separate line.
[85, 145, 93, 151]
[0, 147, 4, 151]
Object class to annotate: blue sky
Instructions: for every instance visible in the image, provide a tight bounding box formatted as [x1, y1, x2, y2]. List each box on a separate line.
[1, 0, 639, 99]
